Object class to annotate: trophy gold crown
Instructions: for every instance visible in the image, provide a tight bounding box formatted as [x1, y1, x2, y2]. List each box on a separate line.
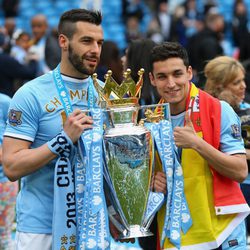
[92, 68, 144, 107]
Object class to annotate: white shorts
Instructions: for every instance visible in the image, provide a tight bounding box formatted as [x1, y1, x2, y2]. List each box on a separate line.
[15, 232, 52, 250]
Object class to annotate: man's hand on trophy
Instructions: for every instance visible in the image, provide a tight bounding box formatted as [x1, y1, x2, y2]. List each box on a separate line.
[153, 171, 167, 194]
[109, 220, 135, 243]
[63, 109, 93, 143]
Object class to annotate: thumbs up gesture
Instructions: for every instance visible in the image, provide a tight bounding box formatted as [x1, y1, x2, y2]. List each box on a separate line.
[173, 110, 199, 148]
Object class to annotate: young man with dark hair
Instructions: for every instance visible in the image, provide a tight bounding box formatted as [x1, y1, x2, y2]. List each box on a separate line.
[150, 42, 250, 249]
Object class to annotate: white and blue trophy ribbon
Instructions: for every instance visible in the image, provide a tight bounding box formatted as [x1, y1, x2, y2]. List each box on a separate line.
[52, 64, 110, 250]
[143, 134, 164, 227]
[143, 122, 165, 228]
[77, 108, 110, 249]
[145, 119, 192, 249]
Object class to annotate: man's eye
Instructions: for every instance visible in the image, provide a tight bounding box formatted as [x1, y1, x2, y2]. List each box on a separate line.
[174, 72, 182, 77]
[158, 76, 165, 80]
[82, 39, 91, 43]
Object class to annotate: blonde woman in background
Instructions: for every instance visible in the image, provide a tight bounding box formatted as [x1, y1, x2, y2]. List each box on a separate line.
[204, 56, 248, 109]
[204, 55, 250, 235]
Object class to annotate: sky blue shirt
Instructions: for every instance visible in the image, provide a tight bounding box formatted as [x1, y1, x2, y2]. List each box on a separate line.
[4, 71, 101, 233]
[0, 93, 11, 182]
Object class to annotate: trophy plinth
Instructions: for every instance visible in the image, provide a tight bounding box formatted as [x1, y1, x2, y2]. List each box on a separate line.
[119, 225, 154, 240]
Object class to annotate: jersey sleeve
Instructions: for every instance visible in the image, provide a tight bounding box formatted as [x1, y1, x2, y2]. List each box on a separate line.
[220, 101, 245, 155]
[4, 84, 40, 142]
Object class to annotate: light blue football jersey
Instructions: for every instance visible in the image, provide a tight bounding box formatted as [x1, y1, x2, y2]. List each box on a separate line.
[171, 100, 245, 155]
[0, 93, 11, 182]
[4, 71, 101, 234]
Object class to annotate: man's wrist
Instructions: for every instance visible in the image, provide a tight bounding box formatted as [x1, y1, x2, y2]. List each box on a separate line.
[47, 130, 73, 158]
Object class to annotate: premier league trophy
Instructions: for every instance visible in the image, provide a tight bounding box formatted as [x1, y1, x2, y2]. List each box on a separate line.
[92, 69, 169, 239]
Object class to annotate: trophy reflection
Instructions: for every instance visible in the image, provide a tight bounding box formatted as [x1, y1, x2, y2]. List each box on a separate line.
[93, 69, 168, 239]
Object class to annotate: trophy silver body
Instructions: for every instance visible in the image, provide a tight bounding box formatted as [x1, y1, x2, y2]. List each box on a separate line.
[103, 106, 154, 239]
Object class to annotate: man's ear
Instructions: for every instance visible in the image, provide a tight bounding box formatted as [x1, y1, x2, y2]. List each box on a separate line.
[58, 34, 68, 50]
[187, 66, 193, 81]
[149, 72, 156, 86]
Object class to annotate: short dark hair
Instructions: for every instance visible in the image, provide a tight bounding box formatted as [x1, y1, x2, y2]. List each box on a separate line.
[58, 8, 102, 39]
[149, 42, 189, 71]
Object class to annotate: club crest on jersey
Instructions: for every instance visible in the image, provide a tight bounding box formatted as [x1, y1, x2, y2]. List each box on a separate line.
[231, 124, 241, 139]
[8, 109, 22, 126]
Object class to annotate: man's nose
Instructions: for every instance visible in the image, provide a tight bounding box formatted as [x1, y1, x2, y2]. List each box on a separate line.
[167, 77, 176, 88]
[90, 42, 101, 54]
